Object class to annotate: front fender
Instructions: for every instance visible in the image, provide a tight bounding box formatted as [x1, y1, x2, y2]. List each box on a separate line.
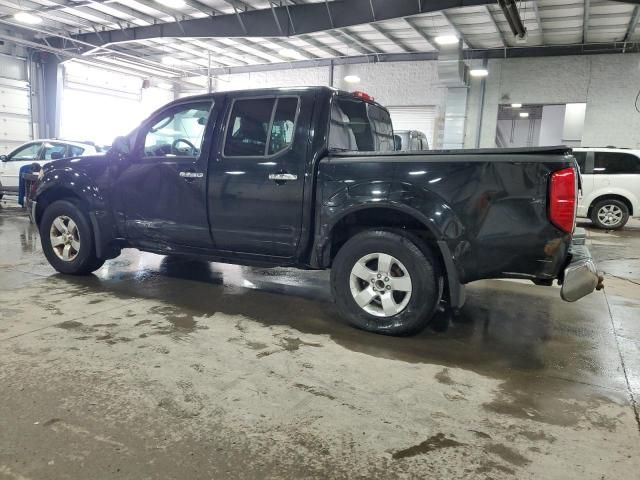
[35, 166, 119, 259]
[36, 167, 106, 213]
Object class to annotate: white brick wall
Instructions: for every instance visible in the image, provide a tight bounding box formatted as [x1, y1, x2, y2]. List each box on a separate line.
[473, 53, 640, 148]
[205, 52, 640, 149]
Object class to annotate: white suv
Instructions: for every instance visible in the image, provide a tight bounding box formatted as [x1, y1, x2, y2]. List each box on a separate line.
[573, 147, 640, 229]
[0, 140, 100, 199]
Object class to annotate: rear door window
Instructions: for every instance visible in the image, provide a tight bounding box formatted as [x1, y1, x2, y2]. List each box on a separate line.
[224, 97, 299, 157]
[594, 152, 640, 174]
[329, 97, 394, 152]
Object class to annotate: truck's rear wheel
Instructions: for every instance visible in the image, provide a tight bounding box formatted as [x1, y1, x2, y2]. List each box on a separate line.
[590, 199, 629, 230]
[40, 200, 105, 275]
[331, 230, 441, 336]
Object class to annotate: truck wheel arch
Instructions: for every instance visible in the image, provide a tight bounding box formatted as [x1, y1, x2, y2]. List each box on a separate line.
[35, 187, 83, 226]
[317, 205, 465, 309]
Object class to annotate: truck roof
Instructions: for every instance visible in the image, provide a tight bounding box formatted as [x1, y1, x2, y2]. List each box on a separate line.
[173, 86, 385, 108]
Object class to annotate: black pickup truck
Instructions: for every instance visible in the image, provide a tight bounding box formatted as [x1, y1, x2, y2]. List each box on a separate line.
[31, 86, 601, 335]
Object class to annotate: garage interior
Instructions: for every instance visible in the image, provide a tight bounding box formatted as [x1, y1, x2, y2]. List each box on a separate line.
[1, 0, 640, 478]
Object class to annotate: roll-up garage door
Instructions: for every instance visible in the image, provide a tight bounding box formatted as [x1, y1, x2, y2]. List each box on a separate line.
[386, 106, 436, 148]
[0, 76, 32, 156]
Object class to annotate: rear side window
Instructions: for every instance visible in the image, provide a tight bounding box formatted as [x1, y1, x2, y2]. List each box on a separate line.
[68, 145, 85, 157]
[594, 152, 640, 174]
[42, 142, 67, 160]
[329, 97, 394, 152]
[224, 97, 299, 157]
[573, 151, 586, 172]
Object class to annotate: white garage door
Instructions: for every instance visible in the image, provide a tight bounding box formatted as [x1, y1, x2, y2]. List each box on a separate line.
[386, 106, 436, 148]
[0, 76, 32, 156]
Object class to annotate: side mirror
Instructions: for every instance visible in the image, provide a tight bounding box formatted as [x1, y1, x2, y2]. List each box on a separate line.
[0, 154, 7, 162]
[50, 152, 63, 160]
[110, 136, 131, 158]
[394, 135, 402, 151]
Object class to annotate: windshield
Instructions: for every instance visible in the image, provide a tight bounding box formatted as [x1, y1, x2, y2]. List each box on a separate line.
[329, 96, 394, 152]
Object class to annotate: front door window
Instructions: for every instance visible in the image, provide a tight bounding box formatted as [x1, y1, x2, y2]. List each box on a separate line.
[9, 143, 41, 161]
[143, 102, 212, 159]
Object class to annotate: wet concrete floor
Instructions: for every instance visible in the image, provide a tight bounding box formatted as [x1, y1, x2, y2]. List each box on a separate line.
[0, 198, 639, 479]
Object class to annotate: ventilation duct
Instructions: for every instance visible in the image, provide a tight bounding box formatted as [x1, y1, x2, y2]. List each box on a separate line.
[437, 39, 469, 149]
[437, 39, 468, 87]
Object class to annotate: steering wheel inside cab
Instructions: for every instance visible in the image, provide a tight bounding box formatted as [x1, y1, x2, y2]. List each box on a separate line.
[171, 138, 197, 156]
[144, 140, 197, 157]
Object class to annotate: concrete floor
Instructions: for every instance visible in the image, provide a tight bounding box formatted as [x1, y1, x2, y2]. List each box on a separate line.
[0, 198, 639, 480]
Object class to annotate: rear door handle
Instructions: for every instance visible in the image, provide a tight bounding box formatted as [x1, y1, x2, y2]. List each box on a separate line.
[268, 173, 297, 182]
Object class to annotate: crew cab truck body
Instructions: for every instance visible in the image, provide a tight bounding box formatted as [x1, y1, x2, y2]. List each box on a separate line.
[31, 86, 601, 335]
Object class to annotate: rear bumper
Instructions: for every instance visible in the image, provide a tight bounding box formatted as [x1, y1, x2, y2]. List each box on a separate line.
[560, 228, 603, 302]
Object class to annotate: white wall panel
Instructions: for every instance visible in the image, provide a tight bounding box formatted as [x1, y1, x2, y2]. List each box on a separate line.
[0, 61, 32, 155]
[387, 106, 437, 147]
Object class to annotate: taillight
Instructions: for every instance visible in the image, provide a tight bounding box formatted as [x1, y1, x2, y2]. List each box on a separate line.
[549, 167, 577, 234]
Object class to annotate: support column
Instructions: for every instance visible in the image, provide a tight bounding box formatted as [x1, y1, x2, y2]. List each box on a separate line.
[42, 54, 62, 138]
[442, 87, 468, 149]
[437, 40, 469, 150]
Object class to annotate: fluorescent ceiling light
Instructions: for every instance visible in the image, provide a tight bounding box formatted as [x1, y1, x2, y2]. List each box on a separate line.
[157, 82, 173, 89]
[14, 12, 42, 24]
[279, 48, 301, 59]
[519, 112, 529, 118]
[434, 35, 459, 45]
[511, 103, 522, 108]
[155, 0, 186, 8]
[344, 75, 360, 83]
[161, 56, 186, 66]
[469, 68, 489, 77]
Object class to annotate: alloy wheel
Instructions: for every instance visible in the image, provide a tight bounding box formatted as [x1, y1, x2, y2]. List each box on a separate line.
[49, 215, 81, 262]
[597, 204, 623, 227]
[349, 252, 412, 317]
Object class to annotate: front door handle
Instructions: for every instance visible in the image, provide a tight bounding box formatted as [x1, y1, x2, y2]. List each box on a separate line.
[268, 173, 298, 182]
[179, 170, 204, 182]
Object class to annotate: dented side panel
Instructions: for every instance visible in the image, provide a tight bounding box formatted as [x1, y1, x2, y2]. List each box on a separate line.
[315, 153, 574, 283]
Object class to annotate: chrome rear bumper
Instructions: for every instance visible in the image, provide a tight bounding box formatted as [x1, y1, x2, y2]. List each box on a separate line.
[560, 228, 603, 302]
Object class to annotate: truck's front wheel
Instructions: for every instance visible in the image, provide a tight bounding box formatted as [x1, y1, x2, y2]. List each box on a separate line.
[40, 200, 105, 275]
[331, 230, 441, 336]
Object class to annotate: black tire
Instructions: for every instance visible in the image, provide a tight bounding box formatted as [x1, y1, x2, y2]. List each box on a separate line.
[590, 199, 629, 230]
[331, 230, 442, 336]
[39, 200, 105, 275]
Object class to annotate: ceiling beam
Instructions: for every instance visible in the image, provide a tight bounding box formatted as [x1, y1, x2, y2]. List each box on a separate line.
[179, 41, 640, 77]
[624, 6, 640, 42]
[297, 34, 344, 57]
[326, 28, 377, 55]
[532, 0, 544, 43]
[484, 5, 507, 47]
[60, 0, 497, 47]
[440, 10, 473, 48]
[583, 0, 590, 44]
[403, 18, 435, 50]
[369, 23, 413, 52]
